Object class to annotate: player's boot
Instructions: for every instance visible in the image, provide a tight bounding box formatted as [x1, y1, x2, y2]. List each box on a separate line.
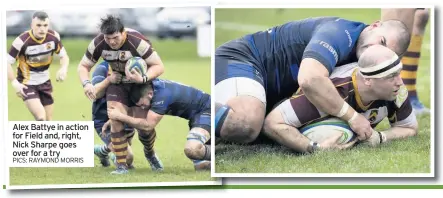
[194, 160, 211, 171]
[128, 164, 136, 170]
[94, 145, 110, 167]
[110, 152, 134, 169]
[110, 165, 129, 175]
[411, 98, 430, 115]
[147, 153, 164, 172]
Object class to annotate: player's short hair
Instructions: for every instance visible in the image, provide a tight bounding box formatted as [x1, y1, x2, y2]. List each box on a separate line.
[99, 15, 124, 35]
[358, 45, 397, 69]
[32, 11, 49, 20]
[381, 20, 411, 57]
[130, 83, 153, 104]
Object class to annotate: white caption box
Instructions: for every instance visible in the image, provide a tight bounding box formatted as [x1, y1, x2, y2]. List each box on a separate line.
[8, 121, 95, 167]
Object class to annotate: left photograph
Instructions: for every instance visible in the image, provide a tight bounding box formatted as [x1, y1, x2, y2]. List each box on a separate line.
[6, 7, 215, 187]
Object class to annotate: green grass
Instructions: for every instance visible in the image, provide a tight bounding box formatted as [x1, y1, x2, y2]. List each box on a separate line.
[215, 8, 432, 174]
[7, 37, 215, 185]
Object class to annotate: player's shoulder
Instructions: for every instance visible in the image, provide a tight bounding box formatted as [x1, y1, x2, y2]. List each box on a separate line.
[393, 85, 409, 108]
[152, 78, 166, 90]
[14, 30, 32, 42]
[126, 28, 148, 40]
[86, 33, 106, 53]
[46, 29, 61, 41]
[330, 62, 357, 78]
[10, 31, 31, 49]
[90, 33, 106, 46]
[316, 17, 366, 33]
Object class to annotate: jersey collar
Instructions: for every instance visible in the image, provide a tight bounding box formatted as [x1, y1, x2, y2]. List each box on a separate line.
[28, 30, 46, 44]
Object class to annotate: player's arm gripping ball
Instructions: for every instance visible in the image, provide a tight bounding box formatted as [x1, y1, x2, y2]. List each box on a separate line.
[125, 57, 149, 84]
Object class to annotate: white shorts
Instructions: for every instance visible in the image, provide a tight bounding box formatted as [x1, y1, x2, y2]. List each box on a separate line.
[215, 77, 266, 105]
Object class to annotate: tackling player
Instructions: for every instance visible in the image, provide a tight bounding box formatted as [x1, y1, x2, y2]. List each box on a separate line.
[214, 16, 412, 145]
[91, 61, 163, 170]
[77, 15, 165, 174]
[7, 11, 69, 121]
[263, 45, 418, 153]
[107, 78, 212, 171]
[381, 8, 430, 115]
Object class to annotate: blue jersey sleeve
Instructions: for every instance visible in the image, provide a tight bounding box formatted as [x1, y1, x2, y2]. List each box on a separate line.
[303, 19, 365, 74]
[91, 62, 109, 85]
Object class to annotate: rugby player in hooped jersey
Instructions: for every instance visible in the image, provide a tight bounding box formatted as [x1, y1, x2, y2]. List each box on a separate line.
[77, 15, 165, 174]
[263, 45, 418, 153]
[214, 17, 412, 145]
[7, 11, 70, 121]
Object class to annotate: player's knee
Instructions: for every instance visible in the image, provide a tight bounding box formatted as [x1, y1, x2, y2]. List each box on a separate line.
[110, 119, 124, 132]
[184, 141, 203, 160]
[414, 9, 429, 29]
[36, 118, 45, 121]
[223, 109, 262, 143]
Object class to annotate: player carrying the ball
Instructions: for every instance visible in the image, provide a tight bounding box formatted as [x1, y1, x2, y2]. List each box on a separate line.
[77, 15, 164, 174]
[263, 45, 418, 153]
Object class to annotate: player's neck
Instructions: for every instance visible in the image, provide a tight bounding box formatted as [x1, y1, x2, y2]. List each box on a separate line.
[30, 30, 43, 40]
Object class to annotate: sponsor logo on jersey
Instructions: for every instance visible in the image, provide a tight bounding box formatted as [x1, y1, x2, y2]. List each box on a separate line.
[319, 40, 338, 63]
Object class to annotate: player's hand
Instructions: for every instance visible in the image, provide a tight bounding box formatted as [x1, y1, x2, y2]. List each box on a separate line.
[107, 107, 122, 121]
[360, 129, 386, 147]
[108, 72, 123, 84]
[319, 132, 358, 151]
[101, 120, 111, 138]
[83, 83, 96, 101]
[125, 68, 144, 84]
[348, 113, 372, 141]
[56, 67, 68, 82]
[11, 79, 28, 99]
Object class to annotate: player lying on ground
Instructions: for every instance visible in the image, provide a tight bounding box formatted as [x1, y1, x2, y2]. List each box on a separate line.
[77, 15, 164, 174]
[107, 78, 212, 171]
[91, 61, 162, 170]
[382, 8, 430, 115]
[7, 11, 69, 121]
[263, 45, 418, 153]
[214, 16, 411, 145]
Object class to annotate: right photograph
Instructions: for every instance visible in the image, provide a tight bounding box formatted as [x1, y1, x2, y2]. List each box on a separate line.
[213, 8, 432, 175]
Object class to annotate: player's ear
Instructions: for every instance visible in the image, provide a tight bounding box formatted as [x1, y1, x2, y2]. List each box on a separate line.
[364, 78, 372, 86]
[370, 20, 382, 28]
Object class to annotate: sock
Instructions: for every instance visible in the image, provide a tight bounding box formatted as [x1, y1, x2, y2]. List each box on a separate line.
[215, 102, 230, 138]
[98, 144, 110, 157]
[110, 130, 128, 167]
[401, 35, 423, 100]
[138, 130, 157, 159]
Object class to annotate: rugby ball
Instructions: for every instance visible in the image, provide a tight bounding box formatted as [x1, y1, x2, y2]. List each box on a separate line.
[125, 57, 147, 76]
[299, 118, 356, 144]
